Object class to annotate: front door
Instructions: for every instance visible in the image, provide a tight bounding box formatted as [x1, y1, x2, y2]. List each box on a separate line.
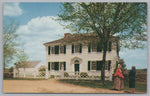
[74, 64, 79, 72]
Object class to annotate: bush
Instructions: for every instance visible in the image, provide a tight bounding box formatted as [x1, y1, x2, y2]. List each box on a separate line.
[4, 72, 13, 78]
[50, 75, 55, 78]
[64, 72, 69, 77]
[80, 72, 88, 78]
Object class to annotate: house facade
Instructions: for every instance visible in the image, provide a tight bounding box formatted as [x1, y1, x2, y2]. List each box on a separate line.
[44, 33, 120, 80]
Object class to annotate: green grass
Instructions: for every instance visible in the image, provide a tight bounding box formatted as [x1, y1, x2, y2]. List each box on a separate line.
[59, 79, 147, 93]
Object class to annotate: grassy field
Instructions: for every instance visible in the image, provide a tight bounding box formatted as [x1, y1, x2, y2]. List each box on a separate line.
[59, 79, 147, 93]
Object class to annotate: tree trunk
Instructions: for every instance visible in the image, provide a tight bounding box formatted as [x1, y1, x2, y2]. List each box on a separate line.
[101, 41, 107, 84]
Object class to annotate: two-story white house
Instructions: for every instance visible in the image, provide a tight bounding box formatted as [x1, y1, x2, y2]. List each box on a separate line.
[44, 33, 120, 80]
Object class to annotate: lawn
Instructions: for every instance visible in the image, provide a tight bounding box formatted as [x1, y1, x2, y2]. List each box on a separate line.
[59, 79, 147, 93]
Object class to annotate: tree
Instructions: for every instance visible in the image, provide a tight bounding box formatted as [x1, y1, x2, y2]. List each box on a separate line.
[57, 2, 147, 84]
[15, 50, 29, 75]
[3, 21, 19, 71]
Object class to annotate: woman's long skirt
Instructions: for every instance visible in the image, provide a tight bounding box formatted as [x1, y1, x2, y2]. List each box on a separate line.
[113, 77, 124, 90]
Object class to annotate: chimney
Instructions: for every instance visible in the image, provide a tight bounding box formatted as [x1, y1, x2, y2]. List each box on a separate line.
[64, 33, 71, 38]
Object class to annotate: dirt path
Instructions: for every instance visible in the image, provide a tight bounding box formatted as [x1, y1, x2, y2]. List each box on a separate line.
[3, 80, 125, 93]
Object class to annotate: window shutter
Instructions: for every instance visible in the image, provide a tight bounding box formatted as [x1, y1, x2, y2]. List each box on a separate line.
[109, 42, 112, 51]
[64, 45, 66, 54]
[79, 44, 82, 53]
[88, 43, 91, 52]
[48, 62, 50, 71]
[55, 46, 59, 54]
[97, 42, 102, 52]
[108, 61, 111, 71]
[88, 61, 90, 71]
[64, 62, 66, 71]
[48, 46, 51, 55]
[54, 62, 59, 70]
[72, 44, 74, 53]
[97, 61, 102, 70]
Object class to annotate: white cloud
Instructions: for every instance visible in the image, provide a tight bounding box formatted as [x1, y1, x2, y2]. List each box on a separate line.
[4, 3, 23, 16]
[16, 16, 70, 64]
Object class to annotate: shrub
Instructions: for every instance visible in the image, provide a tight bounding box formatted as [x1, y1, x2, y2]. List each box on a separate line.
[50, 75, 55, 78]
[64, 72, 69, 77]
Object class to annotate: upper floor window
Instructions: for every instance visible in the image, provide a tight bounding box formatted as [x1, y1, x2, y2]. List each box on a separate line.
[88, 41, 111, 53]
[48, 45, 66, 55]
[72, 43, 82, 53]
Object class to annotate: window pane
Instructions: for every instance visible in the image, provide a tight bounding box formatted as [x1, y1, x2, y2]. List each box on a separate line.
[75, 44, 80, 53]
[60, 45, 64, 54]
[92, 43, 97, 52]
[91, 61, 97, 70]
[51, 47, 55, 54]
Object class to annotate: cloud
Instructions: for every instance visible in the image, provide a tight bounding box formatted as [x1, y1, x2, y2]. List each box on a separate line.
[16, 16, 70, 64]
[4, 3, 23, 16]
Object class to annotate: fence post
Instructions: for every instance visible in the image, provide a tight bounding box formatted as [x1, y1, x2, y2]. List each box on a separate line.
[61, 65, 64, 79]
[45, 69, 49, 79]
[76, 71, 78, 80]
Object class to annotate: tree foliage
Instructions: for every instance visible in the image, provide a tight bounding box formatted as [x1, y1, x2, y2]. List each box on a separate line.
[57, 2, 147, 83]
[3, 21, 19, 69]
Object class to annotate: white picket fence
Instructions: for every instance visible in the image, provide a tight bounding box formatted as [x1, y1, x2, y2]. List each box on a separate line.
[14, 71, 46, 78]
[46, 71, 110, 80]
[14, 70, 110, 80]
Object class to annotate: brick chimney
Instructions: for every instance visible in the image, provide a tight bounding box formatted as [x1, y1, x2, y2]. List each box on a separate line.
[64, 33, 71, 38]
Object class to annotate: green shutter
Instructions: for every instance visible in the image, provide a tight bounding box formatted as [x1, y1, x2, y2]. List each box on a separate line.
[80, 44, 82, 53]
[88, 61, 90, 71]
[109, 42, 112, 51]
[97, 42, 102, 52]
[108, 61, 111, 71]
[88, 43, 91, 52]
[64, 45, 66, 54]
[55, 46, 59, 54]
[97, 61, 102, 70]
[48, 62, 50, 71]
[72, 44, 74, 53]
[54, 62, 59, 70]
[64, 62, 66, 71]
[48, 46, 51, 55]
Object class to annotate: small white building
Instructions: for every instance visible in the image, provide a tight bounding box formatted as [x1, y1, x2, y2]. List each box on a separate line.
[44, 33, 120, 80]
[13, 61, 44, 78]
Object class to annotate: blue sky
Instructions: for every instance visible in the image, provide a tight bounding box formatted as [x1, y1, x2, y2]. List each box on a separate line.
[3, 2, 147, 69]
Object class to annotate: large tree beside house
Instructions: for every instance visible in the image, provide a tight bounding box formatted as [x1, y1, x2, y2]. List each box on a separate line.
[57, 2, 147, 84]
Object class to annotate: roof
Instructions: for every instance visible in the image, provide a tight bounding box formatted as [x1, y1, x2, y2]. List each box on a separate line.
[15, 61, 41, 68]
[44, 33, 119, 46]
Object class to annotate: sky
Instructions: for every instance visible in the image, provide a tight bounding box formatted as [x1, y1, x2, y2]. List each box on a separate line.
[3, 2, 147, 69]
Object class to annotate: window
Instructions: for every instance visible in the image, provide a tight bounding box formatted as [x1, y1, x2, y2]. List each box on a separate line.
[51, 47, 55, 54]
[88, 42, 102, 52]
[60, 62, 66, 71]
[107, 42, 112, 51]
[51, 62, 55, 70]
[97, 61, 102, 70]
[60, 45, 66, 54]
[72, 44, 82, 53]
[91, 61, 97, 70]
[48, 46, 51, 55]
[92, 43, 97, 52]
[54, 62, 59, 70]
[105, 61, 111, 70]
[55, 46, 59, 54]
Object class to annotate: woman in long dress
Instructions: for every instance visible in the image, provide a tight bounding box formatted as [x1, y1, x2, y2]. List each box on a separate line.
[113, 65, 124, 90]
[129, 66, 136, 93]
